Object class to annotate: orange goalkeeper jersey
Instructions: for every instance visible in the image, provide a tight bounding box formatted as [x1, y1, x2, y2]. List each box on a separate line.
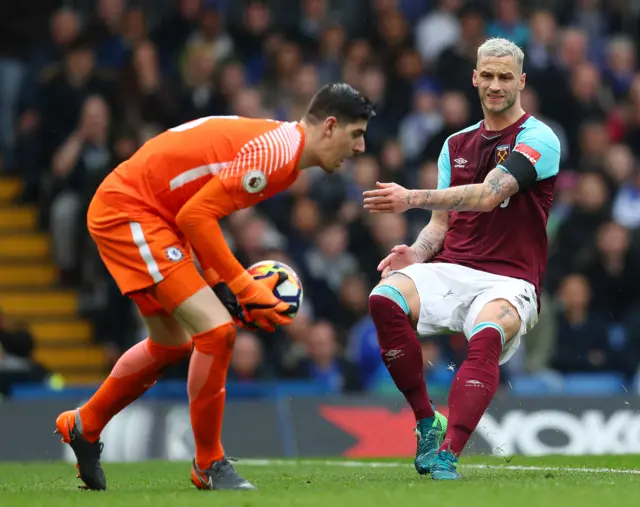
[97, 115, 305, 223]
[91, 115, 306, 293]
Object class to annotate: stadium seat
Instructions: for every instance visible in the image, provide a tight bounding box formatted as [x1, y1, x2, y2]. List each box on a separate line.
[562, 372, 625, 396]
[510, 374, 564, 396]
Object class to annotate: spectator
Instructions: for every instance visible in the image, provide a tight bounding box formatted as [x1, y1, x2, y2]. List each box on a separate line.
[420, 91, 470, 161]
[371, 8, 412, 73]
[49, 95, 113, 287]
[486, 0, 530, 48]
[85, 0, 128, 70]
[550, 274, 614, 373]
[0, 310, 49, 397]
[296, 0, 334, 50]
[603, 35, 636, 101]
[316, 24, 346, 84]
[284, 321, 363, 392]
[435, 3, 486, 120]
[228, 332, 272, 382]
[556, 28, 589, 75]
[178, 45, 225, 122]
[548, 172, 610, 291]
[152, 0, 204, 68]
[0, 311, 36, 360]
[415, 0, 461, 67]
[577, 120, 610, 172]
[580, 221, 640, 322]
[557, 64, 609, 164]
[336, 273, 370, 337]
[399, 82, 443, 163]
[524, 10, 557, 73]
[230, 0, 273, 82]
[304, 222, 358, 318]
[571, 0, 607, 55]
[602, 143, 635, 193]
[183, 4, 233, 72]
[346, 314, 380, 389]
[0, 3, 54, 172]
[35, 35, 117, 164]
[119, 40, 179, 132]
[612, 168, 640, 229]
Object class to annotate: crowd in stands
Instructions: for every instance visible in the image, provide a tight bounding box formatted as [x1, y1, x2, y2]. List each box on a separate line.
[2, 0, 640, 396]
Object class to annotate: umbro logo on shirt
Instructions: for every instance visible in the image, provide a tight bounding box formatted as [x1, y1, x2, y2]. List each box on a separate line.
[454, 158, 468, 168]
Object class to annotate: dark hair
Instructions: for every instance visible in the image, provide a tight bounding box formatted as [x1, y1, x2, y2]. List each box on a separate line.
[304, 83, 376, 125]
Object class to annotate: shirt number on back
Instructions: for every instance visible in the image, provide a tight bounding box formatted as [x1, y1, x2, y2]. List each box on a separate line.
[500, 197, 510, 208]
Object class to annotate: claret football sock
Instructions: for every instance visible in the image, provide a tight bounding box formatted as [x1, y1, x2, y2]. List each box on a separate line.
[369, 294, 434, 421]
[78, 338, 193, 442]
[188, 322, 235, 470]
[439, 326, 502, 456]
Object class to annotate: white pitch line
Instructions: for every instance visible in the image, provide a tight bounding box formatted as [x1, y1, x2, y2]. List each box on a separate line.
[239, 459, 640, 475]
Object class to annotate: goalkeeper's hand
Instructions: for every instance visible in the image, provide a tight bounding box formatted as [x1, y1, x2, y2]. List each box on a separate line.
[211, 282, 259, 331]
[235, 271, 293, 332]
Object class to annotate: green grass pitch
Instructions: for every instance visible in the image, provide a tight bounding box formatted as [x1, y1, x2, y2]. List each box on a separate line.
[1, 456, 640, 507]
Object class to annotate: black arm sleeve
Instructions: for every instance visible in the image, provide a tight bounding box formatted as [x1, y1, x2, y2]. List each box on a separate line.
[499, 151, 537, 190]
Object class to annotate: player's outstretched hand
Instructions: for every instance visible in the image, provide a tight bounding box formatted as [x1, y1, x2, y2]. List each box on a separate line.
[363, 182, 411, 214]
[236, 272, 294, 332]
[378, 244, 419, 278]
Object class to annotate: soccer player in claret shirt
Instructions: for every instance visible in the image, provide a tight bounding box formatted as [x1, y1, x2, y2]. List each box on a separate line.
[363, 38, 560, 480]
[54, 84, 375, 491]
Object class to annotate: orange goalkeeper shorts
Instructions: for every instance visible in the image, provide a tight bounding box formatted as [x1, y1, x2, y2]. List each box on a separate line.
[87, 193, 207, 316]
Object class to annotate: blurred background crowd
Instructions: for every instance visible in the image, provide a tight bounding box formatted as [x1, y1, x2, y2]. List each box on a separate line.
[2, 0, 640, 397]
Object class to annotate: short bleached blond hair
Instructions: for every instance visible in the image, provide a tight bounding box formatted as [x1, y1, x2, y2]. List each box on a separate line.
[477, 38, 525, 72]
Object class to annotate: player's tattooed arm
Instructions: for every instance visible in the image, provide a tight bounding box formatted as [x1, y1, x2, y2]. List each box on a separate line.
[411, 211, 449, 262]
[363, 169, 520, 214]
[408, 167, 520, 212]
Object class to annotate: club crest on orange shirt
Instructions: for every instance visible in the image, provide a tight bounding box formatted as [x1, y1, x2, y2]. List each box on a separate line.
[165, 246, 184, 262]
[496, 144, 510, 165]
[242, 170, 267, 194]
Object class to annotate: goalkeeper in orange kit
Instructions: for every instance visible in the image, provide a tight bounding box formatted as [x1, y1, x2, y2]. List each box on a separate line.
[54, 84, 375, 491]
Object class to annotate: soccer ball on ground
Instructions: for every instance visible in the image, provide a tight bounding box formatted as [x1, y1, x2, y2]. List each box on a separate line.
[247, 260, 303, 319]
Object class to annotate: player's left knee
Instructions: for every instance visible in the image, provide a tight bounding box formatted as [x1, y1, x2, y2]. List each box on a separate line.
[474, 298, 521, 342]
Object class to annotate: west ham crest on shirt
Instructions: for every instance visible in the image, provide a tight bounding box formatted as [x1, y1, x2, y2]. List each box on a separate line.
[496, 144, 511, 164]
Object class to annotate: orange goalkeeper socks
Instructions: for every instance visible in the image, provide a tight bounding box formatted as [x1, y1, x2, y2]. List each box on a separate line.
[78, 338, 192, 442]
[188, 322, 235, 469]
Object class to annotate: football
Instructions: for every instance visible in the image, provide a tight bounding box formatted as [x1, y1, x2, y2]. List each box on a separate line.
[247, 260, 304, 318]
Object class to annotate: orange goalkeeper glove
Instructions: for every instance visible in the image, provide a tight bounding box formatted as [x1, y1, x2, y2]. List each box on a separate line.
[211, 282, 259, 331]
[229, 271, 293, 332]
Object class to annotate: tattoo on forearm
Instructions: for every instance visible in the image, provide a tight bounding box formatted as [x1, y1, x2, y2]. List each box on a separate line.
[487, 167, 518, 198]
[419, 190, 432, 207]
[451, 187, 465, 209]
[410, 167, 518, 212]
[487, 174, 504, 196]
[412, 223, 446, 262]
[415, 184, 483, 211]
[498, 304, 516, 321]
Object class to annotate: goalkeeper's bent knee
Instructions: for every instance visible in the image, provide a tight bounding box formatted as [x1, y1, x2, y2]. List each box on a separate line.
[192, 322, 236, 355]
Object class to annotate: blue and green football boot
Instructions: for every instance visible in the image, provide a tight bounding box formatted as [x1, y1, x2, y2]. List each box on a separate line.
[431, 449, 461, 480]
[413, 408, 448, 475]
